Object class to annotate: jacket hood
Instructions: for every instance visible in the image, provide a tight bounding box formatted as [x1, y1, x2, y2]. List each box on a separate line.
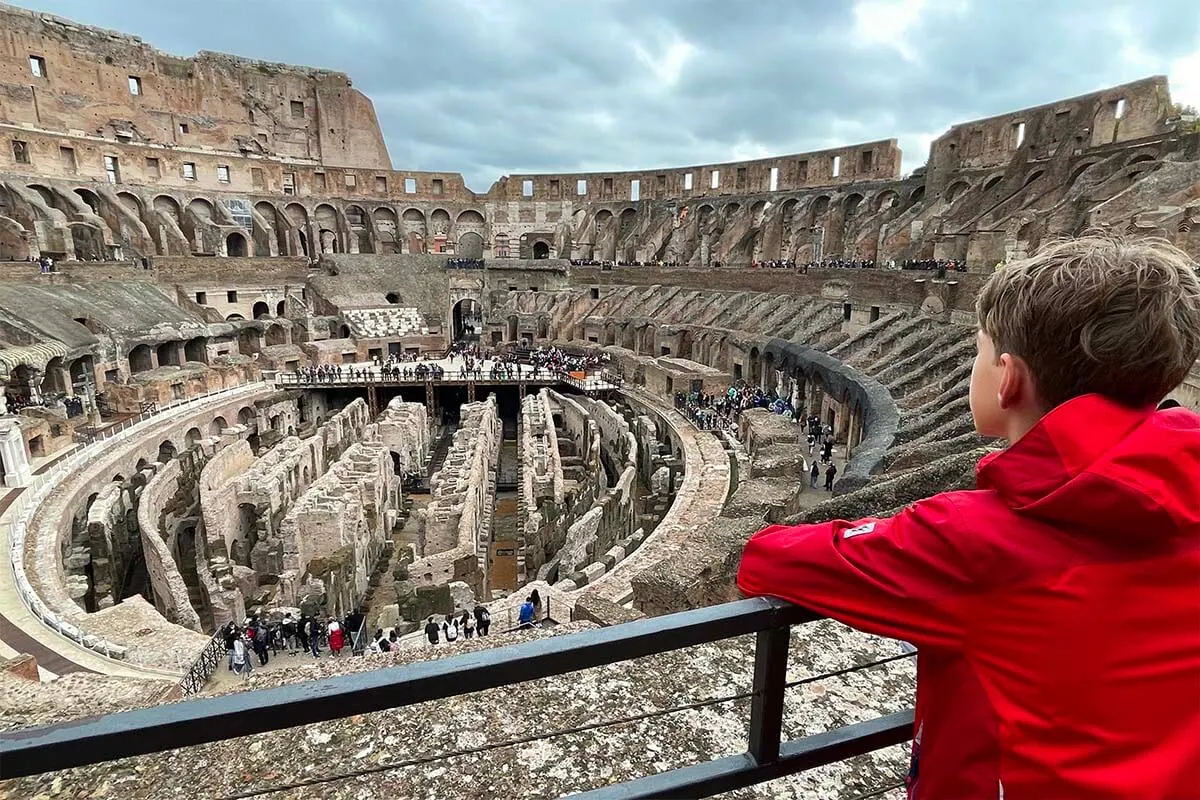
[976, 394, 1200, 542]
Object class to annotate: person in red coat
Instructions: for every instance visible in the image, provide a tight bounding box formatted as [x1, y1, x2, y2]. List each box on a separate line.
[738, 236, 1200, 799]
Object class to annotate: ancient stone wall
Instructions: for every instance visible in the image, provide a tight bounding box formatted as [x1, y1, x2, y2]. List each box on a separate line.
[412, 395, 500, 597]
[377, 398, 430, 477]
[275, 433, 399, 618]
[135, 457, 203, 632]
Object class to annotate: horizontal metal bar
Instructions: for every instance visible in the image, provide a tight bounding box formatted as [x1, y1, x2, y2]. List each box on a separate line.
[0, 597, 818, 779]
[571, 709, 915, 799]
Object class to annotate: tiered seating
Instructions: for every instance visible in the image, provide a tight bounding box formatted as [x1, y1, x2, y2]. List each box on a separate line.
[344, 306, 428, 339]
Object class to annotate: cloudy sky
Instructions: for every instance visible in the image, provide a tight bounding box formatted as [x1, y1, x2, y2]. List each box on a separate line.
[16, 0, 1200, 192]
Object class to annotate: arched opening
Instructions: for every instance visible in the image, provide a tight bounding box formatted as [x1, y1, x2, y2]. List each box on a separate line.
[843, 193, 863, 216]
[873, 191, 898, 212]
[0, 217, 31, 261]
[128, 344, 153, 373]
[1126, 152, 1156, 167]
[225, 232, 248, 257]
[74, 188, 101, 216]
[237, 406, 255, 428]
[208, 416, 227, 437]
[909, 186, 926, 205]
[810, 196, 830, 221]
[945, 182, 970, 203]
[184, 338, 208, 364]
[184, 427, 203, 449]
[252, 301, 270, 320]
[226, 313, 245, 322]
[276, 300, 286, 317]
[372, 207, 399, 254]
[1023, 170, 1045, 187]
[265, 324, 287, 347]
[157, 440, 177, 462]
[457, 232, 484, 258]
[1068, 162, 1097, 185]
[532, 241, 550, 259]
[385, 292, 400, 304]
[983, 174, 1004, 191]
[453, 298, 482, 342]
[319, 229, 338, 254]
[155, 341, 179, 368]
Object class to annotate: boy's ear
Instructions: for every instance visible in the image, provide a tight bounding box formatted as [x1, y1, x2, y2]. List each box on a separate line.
[996, 352, 1033, 410]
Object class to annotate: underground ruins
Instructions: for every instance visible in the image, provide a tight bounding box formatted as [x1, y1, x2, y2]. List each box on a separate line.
[0, 2, 1197, 797]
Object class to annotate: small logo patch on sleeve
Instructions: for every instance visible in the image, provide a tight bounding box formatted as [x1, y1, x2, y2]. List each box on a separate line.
[843, 522, 876, 539]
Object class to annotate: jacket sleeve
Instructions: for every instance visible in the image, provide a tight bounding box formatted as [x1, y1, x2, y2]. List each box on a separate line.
[736, 493, 973, 649]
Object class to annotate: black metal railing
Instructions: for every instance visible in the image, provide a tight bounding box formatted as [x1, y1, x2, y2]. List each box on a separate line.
[0, 597, 914, 796]
[176, 628, 227, 697]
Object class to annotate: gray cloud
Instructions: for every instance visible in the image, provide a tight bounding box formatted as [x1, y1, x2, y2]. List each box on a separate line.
[15, 0, 1200, 192]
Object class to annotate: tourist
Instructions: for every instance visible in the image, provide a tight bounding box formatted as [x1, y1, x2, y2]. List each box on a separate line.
[517, 595, 536, 629]
[809, 460, 819, 490]
[387, 630, 398, 650]
[327, 617, 345, 656]
[529, 588, 541, 617]
[250, 618, 271, 666]
[306, 616, 322, 658]
[223, 621, 239, 671]
[823, 463, 837, 492]
[281, 613, 298, 655]
[424, 615, 440, 645]
[231, 635, 252, 680]
[461, 610, 475, 639]
[474, 604, 491, 636]
[442, 614, 460, 643]
[737, 236, 1200, 798]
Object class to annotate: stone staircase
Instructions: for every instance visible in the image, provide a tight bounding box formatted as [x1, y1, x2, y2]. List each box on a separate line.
[344, 306, 428, 338]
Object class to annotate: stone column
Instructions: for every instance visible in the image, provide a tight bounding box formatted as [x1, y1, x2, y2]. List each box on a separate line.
[0, 420, 31, 487]
[175, 341, 187, 366]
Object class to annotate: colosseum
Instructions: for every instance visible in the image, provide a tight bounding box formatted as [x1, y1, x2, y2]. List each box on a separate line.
[0, 3, 1197, 798]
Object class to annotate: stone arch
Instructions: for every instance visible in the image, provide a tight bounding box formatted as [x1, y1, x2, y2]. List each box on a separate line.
[809, 196, 831, 221]
[873, 190, 898, 211]
[74, 188, 102, 215]
[184, 427, 203, 449]
[254, 201, 287, 256]
[594, 208, 614, 236]
[458, 231, 484, 258]
[276, 300, 286, 316]
[908, 186, 926, 204]
[982, 174, 1005, 191]
[68, 355, 93, 385]
[0, 216, 31, 260]
[226, 313, 245, 321]
[532, 241, 550, 259]
[116, 191, 143, 216]
[156, 341, 180, 367]
[225, 231, 248, 257]
[28, 184, 57, 209]
[1023, 170, 1045, 187]
[265, 323, 287, 347]
[1125, 151, 1157, 167]
[208, 416, 227, 437]
[346, 204, 372, 253]
[314, 204, 340, 253]
[1067, 161, 1099, 185]
[385, 292, 401, 304]
[843, 193, 864, 216]
[252, 301, 270, 320]
[153, 195, 181, 223]
[456, 209, 484, 227]
[284, 203, 310, 256]
[42, 356, 69, 394]
[724, 202, 741, 220]
[372, 207, 399, 254]
[184, 337, 208, 363]
[157, 440, 177, 462]
[402, 208, 426, 253]
[128, 344, 153, 373]
[67, 221, 105, 261]
[944, 181, 970, 203]
[429, 208, 452, 238]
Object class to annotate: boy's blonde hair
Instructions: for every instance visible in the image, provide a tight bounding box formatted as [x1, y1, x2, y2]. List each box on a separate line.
[976, 235, 1200, 409]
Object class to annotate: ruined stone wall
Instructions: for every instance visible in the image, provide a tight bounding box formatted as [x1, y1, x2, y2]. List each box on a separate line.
[377, 398, 430, 477]
[135, 457, 203, 632]
[275, 433, 399, 618]
[518, 389, 565, 581]
[413, 396, 500, 596]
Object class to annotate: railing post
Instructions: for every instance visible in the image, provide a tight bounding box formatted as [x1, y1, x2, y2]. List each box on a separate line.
[747, 625, 790, 765]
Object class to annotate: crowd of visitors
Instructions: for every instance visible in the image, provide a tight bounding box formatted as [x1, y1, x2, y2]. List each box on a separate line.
[223, 609, 367, 679]
[424, 605, 493, 645]
[446, 258, 485, 269]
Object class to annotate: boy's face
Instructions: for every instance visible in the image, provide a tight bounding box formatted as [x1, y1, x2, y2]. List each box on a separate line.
[969, 330, 1007, 437]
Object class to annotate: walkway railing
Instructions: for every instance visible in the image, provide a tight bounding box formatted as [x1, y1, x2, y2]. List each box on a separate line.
[177, 628, 227, 696]
[4, 381, 268, 667]
[0, 597, 915, 795]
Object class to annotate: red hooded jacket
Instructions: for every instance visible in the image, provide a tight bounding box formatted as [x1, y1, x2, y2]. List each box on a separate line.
[737, 394, 1200, 799]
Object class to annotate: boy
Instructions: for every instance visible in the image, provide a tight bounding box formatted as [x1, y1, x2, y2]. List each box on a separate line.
[737, 237, 1200, 799]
